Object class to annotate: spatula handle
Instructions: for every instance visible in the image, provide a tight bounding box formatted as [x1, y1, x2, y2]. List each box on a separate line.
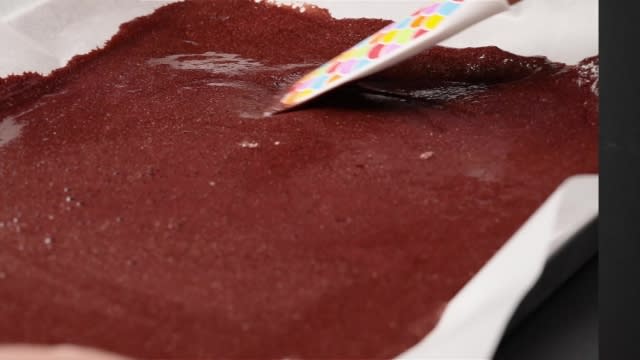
[276, 0, 513, 112]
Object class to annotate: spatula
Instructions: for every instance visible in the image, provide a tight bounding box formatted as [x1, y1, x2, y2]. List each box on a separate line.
[273, 0, 521, 113]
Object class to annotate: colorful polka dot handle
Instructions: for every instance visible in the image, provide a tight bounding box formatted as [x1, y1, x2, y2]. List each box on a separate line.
[276, 0, 511, 112]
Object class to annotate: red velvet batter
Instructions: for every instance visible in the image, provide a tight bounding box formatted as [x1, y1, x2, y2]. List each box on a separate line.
[0, 1, 598, 359]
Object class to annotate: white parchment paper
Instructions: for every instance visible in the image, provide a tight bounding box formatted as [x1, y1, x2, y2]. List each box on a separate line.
[0, 1, 598, 359]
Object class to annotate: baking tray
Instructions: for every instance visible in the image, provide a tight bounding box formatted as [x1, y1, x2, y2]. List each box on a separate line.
[0, 1, 599, 359]
[504, 219, 598, 337]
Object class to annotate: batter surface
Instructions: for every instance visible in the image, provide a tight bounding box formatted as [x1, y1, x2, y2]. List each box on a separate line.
[0, 1, 598, 359]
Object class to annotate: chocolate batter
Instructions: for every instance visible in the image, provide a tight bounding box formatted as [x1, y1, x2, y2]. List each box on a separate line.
[0, 1, 598, 359]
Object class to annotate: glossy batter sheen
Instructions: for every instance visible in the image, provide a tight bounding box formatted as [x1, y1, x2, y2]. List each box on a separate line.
[0, 1, 598, 359]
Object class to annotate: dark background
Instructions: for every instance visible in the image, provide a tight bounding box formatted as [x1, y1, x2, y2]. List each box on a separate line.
[600, 0, 640, 359]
